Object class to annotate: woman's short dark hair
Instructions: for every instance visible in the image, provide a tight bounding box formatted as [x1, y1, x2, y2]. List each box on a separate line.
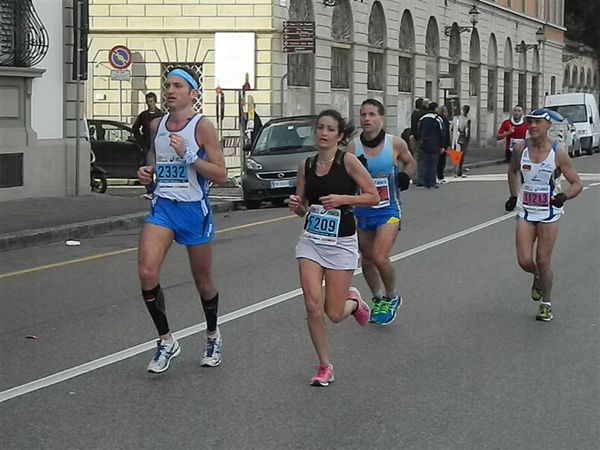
[361, 98, 385, 116]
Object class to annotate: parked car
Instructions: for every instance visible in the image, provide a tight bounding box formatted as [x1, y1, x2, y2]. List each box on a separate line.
[241, 115, 317, 209]
[548, 116, 582, 158]
[87, 119, 145, 179]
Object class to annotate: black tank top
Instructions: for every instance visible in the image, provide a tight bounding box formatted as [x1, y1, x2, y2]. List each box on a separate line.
[303, 150, 357, 237]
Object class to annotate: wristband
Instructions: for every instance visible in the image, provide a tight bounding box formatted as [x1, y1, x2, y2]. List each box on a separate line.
[184, 149, 199, 165]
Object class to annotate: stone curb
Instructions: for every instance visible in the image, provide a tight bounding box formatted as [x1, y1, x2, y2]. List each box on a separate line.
[0, 200, 243, 252]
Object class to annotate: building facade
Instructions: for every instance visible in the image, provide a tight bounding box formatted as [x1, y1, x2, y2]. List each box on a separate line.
[0, 0, 88, 201]
[87, 0, 579, 149]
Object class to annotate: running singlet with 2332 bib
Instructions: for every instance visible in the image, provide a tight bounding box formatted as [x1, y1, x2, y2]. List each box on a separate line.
[156, 158, 188, 190]
[304, 205, 341, 246]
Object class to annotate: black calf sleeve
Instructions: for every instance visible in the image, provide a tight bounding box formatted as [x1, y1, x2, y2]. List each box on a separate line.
[201, 293, 219, 333]
[142, 284, 170, 336]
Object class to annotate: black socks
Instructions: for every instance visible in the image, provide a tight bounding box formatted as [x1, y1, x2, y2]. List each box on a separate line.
[142, 284, 169, 336]
[201, 293, 219, 333]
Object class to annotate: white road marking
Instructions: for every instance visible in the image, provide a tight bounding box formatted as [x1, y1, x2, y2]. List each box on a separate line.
[445, 173, 600, 183]
[0, 212, 517, 403]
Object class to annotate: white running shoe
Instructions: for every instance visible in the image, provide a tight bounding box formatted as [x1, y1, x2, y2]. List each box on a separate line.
[201, 334, 222, 367]
[147, 338, 181, 374]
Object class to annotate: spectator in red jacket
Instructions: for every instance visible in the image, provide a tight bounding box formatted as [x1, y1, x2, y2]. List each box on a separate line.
[496, 104, 528, 163]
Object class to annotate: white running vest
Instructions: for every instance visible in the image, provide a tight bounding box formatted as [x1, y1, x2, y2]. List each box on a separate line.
[153, 113, 208, 202]
[516, 145, 564, 222]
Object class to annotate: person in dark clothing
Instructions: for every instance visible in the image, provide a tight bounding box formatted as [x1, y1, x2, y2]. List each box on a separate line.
[416, 102, 444, 189]
[133, 92, 164, 150]
[436, 105, 451, 183]
[133, 92, 164, 196]
[409, 97, 428, 155]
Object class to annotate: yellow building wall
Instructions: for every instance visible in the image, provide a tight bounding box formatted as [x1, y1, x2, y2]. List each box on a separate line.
[87, 0, 276, 131]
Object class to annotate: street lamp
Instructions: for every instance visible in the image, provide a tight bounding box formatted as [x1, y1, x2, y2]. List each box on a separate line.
[444, 5, 480, 37]
[516, 27, 544, 53]
[562, 43, 585, 62]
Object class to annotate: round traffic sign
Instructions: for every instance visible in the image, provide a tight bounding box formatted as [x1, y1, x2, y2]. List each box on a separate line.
[109, 45, 132, 70]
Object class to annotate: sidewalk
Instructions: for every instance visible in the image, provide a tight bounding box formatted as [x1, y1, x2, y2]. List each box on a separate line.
[0, 144, 505, 251]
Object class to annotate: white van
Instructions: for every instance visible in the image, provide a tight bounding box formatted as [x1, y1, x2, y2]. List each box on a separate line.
[544, 93, 600, 155]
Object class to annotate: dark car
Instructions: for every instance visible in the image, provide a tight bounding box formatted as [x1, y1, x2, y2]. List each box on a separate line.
[241, 116, 317, 209]
[87, 119, 145, 179]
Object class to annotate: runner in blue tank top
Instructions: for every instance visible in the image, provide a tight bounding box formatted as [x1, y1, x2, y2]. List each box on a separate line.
[505, 109, 582, 322]
[345, 99, 416, 325]
[137, 67, 227, 373]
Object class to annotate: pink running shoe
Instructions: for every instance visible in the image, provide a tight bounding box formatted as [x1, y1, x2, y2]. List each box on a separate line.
[310, 363, 335, 387]
[348, 287, 370, 326]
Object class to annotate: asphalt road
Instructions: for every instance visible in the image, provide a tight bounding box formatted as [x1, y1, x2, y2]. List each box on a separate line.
[1, 156, 599, 450]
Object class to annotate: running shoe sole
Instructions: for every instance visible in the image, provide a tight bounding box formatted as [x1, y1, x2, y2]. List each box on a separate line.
[147, 344, 181, 374]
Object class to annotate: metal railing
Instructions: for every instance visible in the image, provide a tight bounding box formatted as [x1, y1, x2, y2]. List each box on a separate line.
[0, 0, 49, 67]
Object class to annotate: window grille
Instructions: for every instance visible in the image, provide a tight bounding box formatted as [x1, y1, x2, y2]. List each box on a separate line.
[367, 52, 383, 91]
[331, 47, 350, 89]
[398, 56, 412, 93]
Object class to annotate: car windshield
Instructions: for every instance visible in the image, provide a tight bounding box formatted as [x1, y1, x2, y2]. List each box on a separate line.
[253, 119, 316, 155]
[547, 105, 587, 123]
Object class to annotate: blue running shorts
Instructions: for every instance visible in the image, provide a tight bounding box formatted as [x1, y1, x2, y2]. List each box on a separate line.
[145, 196, 214, 246]
[356, 212, 400, 231]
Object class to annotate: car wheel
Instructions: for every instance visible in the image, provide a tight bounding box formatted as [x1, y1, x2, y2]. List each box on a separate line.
[245, 200, 262, 209]
[271, 198, 287, 207]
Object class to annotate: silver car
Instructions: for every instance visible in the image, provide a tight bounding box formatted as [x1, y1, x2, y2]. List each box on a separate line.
[241, 116, 317, 209]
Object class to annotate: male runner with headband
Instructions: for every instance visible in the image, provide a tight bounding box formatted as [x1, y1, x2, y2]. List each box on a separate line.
[505, 109, 582, 321]
[346, 99, 416, 325]
[137, 67, 227, 372]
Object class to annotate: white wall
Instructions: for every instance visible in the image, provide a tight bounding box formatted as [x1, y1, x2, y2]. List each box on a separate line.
[31, 0, 64, 140]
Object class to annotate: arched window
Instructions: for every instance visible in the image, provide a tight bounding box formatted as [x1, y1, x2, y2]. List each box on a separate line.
[503, 38, 513, 112]
[448, 23, 461, 96]
[579, 67, 585, 88]
[517, 42, 527, 109]
[398, 10, 415, 93]
[287, 0, 313, 87]
[572, 66, 578, 88]
[331, 0, 353, 89]
[586, 68, 592, 90]
[531, 47, 540, 108]
[424, 17, 440, 100]
[468, 29, 480, 97]
[367, 1, 386, 91]
[487, 34, 498, 111]
[425, 17, 440, 57]
[563, 65, 570, 89]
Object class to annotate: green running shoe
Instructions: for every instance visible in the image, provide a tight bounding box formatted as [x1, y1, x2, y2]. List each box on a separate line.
[536, 303, 553, 322]
[531, 277, 543, 301]
[371, 298, 392, 325]
[369, 298, 382, 323]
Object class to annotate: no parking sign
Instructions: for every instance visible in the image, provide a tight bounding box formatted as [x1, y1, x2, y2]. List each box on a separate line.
[108, 45, 132, 70]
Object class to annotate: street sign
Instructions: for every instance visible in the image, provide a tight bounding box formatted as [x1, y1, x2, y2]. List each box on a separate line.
[108, 45, 132, 70]
[283, 21, 315, 53]
[110, 69, 131, 81]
